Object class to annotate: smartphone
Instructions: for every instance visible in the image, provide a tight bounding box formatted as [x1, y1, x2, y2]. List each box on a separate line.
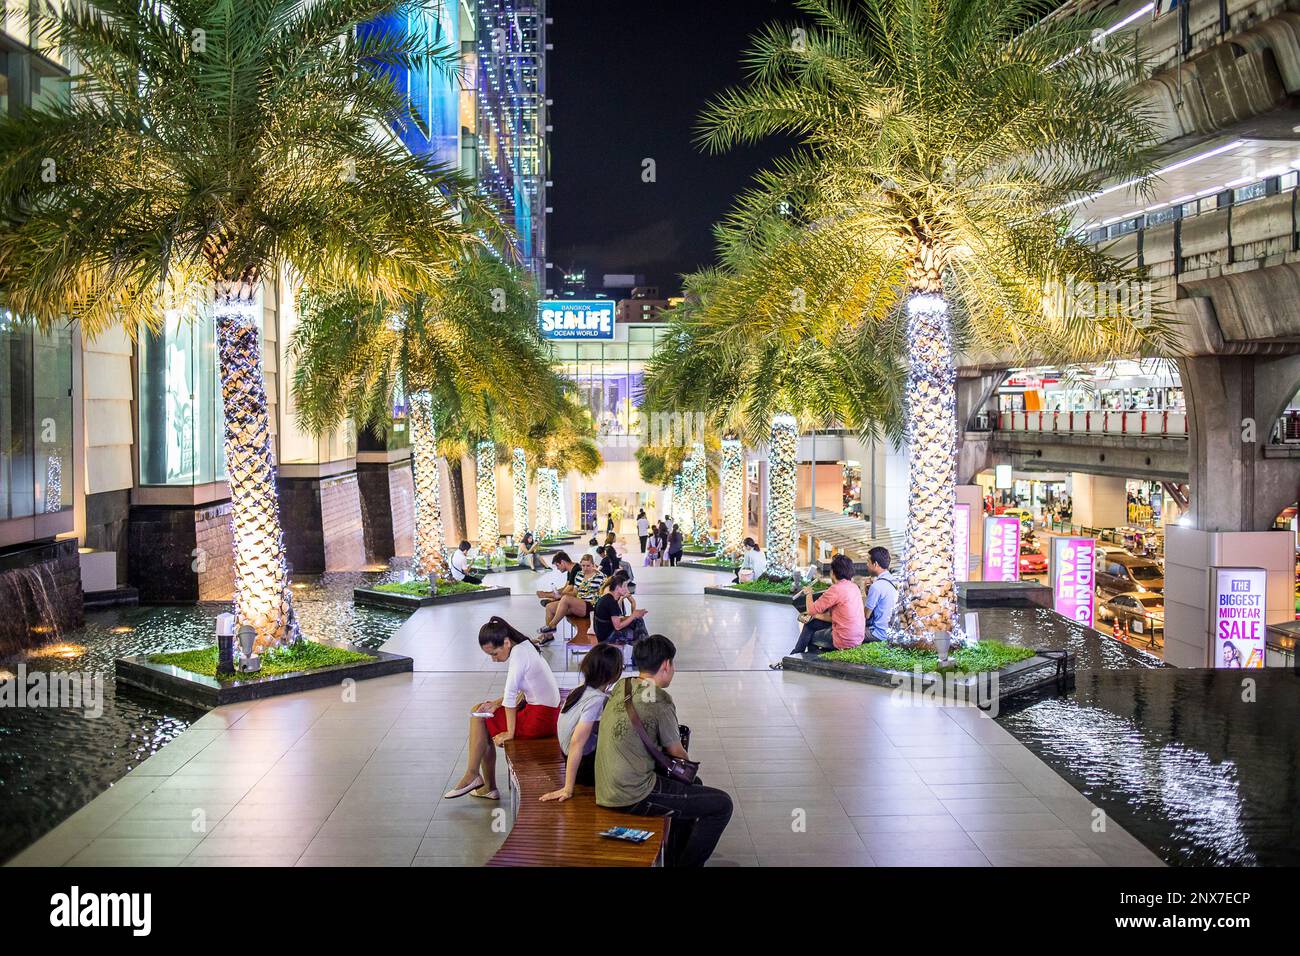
[471, 710, 495, 718]
[600, 826, 653, 843]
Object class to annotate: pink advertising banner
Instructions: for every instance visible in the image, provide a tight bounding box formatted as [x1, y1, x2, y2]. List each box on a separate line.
[1211, 567, 1266, 669]
[982, 516, 1021, 582]
[1050, 536, 1096, 628]
[954, 503, 971, 582]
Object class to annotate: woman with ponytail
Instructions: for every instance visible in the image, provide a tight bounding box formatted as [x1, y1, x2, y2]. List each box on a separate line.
[444, 616, 561, 801]
[540, 643, 624, 802]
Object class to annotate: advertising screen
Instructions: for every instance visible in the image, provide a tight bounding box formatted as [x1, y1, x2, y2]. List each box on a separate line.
[1051, 536, 1095, 628]
[954, 503, 970, 582]
[982, 515, 1021, 582]
[1211, 567, 1266, 669]
[538, 300, 617, 341]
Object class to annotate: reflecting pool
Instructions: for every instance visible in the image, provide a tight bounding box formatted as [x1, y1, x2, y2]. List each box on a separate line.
[0, 569, 408, 863]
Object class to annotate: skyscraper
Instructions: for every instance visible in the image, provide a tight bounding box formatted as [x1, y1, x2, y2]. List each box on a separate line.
[466, 0, 549, 288]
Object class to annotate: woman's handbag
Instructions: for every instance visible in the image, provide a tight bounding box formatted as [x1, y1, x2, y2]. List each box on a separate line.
[622, 678, 699, 785]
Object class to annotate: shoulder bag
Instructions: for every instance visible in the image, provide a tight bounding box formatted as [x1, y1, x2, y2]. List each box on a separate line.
[622, 678, 699, 785]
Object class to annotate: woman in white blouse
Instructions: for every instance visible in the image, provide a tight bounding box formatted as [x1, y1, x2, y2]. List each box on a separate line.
[444, 617, 561, 801]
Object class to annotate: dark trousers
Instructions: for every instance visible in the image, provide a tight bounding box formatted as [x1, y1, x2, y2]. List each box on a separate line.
[461, 573, 484, 585]
[639, 535, 648, 553]
[618, 776, 734, 867]
[668, 551, 682, 566]
[791, 617, 835, 655]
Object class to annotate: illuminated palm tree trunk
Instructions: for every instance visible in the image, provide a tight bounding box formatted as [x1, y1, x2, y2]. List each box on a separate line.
[475, 440, 500, 550]
[537, 467, 560, 537]
[688, 441, 708, 537]
[672, 473, 692, 536]
[408, 391, 448, 580]
[215, 295, 299, 651]
[899, 246, 958, 637]
[765, 413, 798, 578]
[720, 438, 744, 558]
[511, 447, 529, 536]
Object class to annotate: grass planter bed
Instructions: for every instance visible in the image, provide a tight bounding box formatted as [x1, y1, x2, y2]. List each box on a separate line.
[116, 639, 414, 708]
[678, 558, 740, 572]
[703, 579, 829, 604]
[780, 639, 1073, 709]
[353, 579, 510, 611]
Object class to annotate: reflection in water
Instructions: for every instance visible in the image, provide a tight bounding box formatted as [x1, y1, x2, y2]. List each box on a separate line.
[0, 568, 408, 863]
[999, 669, 1300, 866]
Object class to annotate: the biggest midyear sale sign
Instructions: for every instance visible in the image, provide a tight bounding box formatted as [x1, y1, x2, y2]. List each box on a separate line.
[1211, 567, 1266, 668]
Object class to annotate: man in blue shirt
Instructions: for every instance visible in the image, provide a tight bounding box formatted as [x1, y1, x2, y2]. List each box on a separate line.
[863, 547, 898, 642]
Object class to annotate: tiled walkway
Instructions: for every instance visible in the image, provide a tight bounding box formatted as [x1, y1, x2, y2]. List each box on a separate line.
[8, 564, 1162, 867]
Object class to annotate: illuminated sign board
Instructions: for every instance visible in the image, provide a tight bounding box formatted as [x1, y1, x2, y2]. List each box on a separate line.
[954, 503, 970, 582]
[994, 464, 1013, 490]
[538, 300, 616, 341]
[1211, 567, 1266, 668]
[1050, 536, 1095, 628]
[982, 516, 1021, 582]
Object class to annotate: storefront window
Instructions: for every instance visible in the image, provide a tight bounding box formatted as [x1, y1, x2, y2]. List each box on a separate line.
[138, 307, 228, 486]
[0, 317, 73, 519]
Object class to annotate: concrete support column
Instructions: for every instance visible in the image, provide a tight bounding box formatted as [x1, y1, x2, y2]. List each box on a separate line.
[1070, 473, 1127, 529]
[1180, 354, 1300, 532]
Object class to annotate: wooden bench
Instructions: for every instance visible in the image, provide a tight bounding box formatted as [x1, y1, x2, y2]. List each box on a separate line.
[487, 738, 670, 867]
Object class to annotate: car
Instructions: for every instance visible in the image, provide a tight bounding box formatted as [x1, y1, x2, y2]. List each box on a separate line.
[1018, 544, 1047, 575]
[1098, 590, 1165, 647]
[1096, 552, 1164, 598]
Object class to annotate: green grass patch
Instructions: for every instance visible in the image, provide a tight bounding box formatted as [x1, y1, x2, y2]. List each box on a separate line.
[372, 580, 485, 597]
[728, 577, 828, 595]
[148, 641, 374, 682]
[822, 639, 1035, 675]
[694, 556, 739, 567]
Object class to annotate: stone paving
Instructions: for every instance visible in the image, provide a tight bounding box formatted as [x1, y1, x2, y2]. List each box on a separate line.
[7, 564, 1162, 867]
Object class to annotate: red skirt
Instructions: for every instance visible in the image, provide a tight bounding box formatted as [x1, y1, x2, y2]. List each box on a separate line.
[484, 701, 560, 739]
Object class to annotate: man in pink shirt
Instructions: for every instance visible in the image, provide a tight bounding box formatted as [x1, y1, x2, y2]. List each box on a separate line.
[778, 555, 865, 663]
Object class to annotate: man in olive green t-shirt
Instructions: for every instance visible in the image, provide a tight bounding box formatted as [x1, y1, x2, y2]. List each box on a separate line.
[594, 635, 733, 867]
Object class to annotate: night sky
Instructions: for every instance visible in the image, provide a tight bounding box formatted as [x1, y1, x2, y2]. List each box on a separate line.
[547, 0, 796, 296]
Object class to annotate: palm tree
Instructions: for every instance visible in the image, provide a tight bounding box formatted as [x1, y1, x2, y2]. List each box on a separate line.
[290, 252, 546, 579]
[645, 252, 902, 578]
[0, 0, 497, 648]
[697, 0, 1178, 636]
[522, 391, 603, 539]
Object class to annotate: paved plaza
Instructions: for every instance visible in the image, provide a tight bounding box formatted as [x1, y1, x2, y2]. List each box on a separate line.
[7, 566, 1162, 867]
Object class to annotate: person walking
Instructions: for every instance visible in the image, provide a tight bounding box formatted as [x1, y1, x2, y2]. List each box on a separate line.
[636, 509, 650, 553]
[667, 526, 684, 566]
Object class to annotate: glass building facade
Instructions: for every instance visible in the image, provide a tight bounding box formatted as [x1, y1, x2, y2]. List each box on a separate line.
[137, 308, 229, 487]
[546, 324, 662, 437]
[0, 317, 73, 519]
[469, 0, 547, 287]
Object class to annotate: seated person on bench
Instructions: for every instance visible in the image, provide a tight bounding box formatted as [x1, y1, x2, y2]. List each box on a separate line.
[539, 643, 624, 802]
[593, 571, 648, 644]
[778, 554, 864, 665]
[535, 551, 576, 633]
[596, 635, 733, 867]
[445, 616, 560, 801]
[537, 554, 604, 639]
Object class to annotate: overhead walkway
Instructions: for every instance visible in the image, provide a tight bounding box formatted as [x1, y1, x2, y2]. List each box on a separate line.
[795, 507, 905, 563]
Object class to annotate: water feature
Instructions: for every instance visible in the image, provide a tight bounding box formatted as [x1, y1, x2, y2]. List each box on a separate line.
[0, 542, 84, 659]
[0, 566, 408, 863]
[999, 669, 1300, 866]
[983, 603, 1298, 866]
